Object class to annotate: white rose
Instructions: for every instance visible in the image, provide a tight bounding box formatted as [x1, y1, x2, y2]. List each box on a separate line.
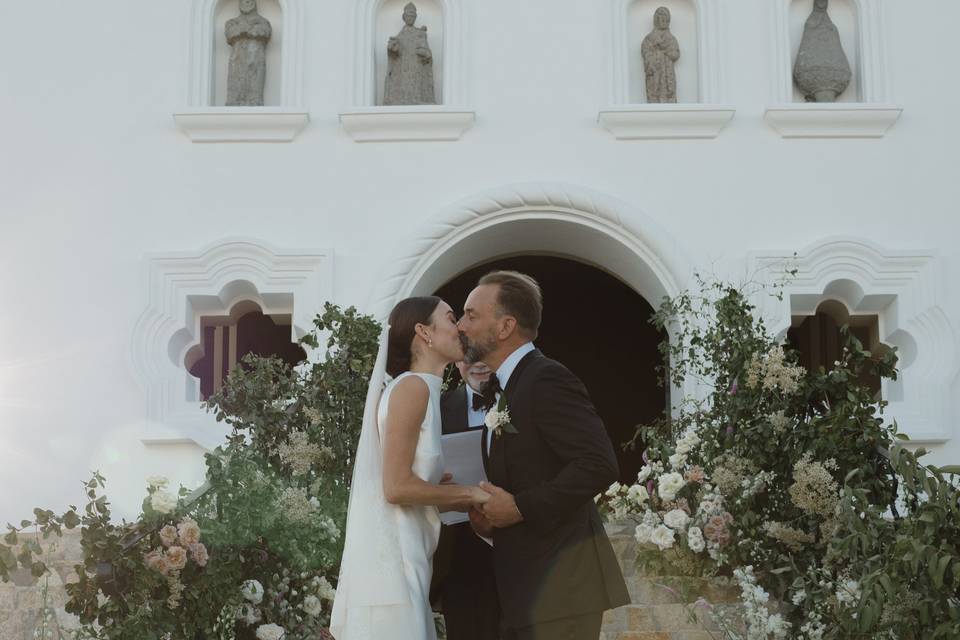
[634, 523, 654, 545]
[663, 509, 690, 531]
[650, 524, 676, 551]
[626, 484, 649, 507]
[301, 595, 322, 616]
[241, 579, 264, 604]
[316, 576, 336, 601]
[657, 472, 685, 501]
[668, 452, 686, 470]
[150, 491, 178, 514]
[636, 465, 654, 483]
[236, 603, 260, 624]
[604, 482, 623, 498]
[484, 409, 501, 429]
[255, 623, 286, 640]
[687, 526, 705, 553]
[146, 475, 169, 489]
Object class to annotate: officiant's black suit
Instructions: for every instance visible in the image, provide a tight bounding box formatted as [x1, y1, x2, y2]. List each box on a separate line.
[483, 349, 630, 637]
[431, 385, 502, 640]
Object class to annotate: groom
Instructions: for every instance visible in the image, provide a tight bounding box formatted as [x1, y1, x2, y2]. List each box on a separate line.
[457, 270, 630, 640]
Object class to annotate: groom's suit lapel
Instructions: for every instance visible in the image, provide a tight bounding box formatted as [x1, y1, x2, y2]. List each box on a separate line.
[486, 349, 541, 485]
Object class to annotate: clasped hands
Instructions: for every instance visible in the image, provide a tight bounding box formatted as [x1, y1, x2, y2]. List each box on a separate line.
[441, 473, 524, 535]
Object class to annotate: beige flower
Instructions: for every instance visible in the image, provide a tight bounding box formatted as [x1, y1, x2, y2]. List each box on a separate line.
[177, 518, 201, 546]
[189, 542, 209, 567]
[144, 548, 168, 574]
[166, 545, 188, 571]
[159, 525, 178, 547]
[684, 466, 705, 484]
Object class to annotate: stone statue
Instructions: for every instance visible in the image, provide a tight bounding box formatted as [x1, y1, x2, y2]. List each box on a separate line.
[225, 0, 272, 106]
[793, 0, 852, 102]
[384, 3, 436, 105]
[641, 7, 680, 104]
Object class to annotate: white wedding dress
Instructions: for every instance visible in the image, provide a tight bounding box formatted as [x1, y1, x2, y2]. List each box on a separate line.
[330, 341, 445, 640]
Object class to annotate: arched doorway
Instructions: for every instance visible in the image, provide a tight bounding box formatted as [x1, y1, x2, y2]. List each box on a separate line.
[434, 255, 665, 484]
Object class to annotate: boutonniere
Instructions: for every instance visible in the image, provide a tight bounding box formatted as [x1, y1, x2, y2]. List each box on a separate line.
[485, 392, 518, 438]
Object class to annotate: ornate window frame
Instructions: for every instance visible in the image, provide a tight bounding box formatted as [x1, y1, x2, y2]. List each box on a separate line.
[130, 238, 332, 449]
[748, 237, 957, 443]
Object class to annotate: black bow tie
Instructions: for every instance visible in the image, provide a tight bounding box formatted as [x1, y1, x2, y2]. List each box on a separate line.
[475, 374, 502, 412]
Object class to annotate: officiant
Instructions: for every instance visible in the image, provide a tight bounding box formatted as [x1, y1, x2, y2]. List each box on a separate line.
[430, 360, 502, 640]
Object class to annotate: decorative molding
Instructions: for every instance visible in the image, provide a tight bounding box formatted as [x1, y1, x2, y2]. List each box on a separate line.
[364, 181, 699, 408]
[339, 106, 475, 142]
[130, 239, 333, 449]
[174, 108, 310, 142]
[607, 0, 725, 105]
[598, 104, 735, 139]
[764, 103, 902, 138]
[185, 0, 305, 108]
[748, 237, 958, 443]
[349, 0, 467, 107]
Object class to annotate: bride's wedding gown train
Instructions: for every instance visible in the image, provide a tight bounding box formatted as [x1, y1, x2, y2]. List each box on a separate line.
[330, 371, 445, 640]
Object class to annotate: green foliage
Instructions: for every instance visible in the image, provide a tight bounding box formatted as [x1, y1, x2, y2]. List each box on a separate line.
[610, 271, 960, 638]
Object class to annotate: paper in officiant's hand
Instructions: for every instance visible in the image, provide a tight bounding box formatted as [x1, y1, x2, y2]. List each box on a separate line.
[439, 429, 487, 526]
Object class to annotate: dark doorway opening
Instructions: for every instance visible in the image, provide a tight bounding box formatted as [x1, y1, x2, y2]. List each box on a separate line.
[433, 255, 665, 484]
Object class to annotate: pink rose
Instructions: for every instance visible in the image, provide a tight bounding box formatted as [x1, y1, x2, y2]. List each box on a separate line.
[684, 466, 705, 484]
[159, 525, 178, 547]
[177, 518, 201, 546]
[166, 545, 188, 571]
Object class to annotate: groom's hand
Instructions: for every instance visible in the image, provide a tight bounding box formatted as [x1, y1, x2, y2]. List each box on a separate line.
[478, 481, 524, 528]
[468, 507, 494, 537]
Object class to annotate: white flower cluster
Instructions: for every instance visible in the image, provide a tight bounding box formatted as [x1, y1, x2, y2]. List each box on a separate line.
[739, 470, 776, 501]
[276, 431, 333, 476]
[658, 472, 685, 501]
[733, 566, 791, 639]
[150, 490, 179, 515]
[255, 622, 286, 640]
[602, 480, 650, 520]
[241, 579, 265, 604]
[744, 345, 806, 395]
[668, 430, 701, 471]
[835, 575, 862, 609]
[277, 486, 319, 524]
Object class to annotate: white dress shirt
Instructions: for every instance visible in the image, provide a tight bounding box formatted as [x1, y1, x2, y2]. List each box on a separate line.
[465, 385, 488, 429]
[486, 342, 536, 453]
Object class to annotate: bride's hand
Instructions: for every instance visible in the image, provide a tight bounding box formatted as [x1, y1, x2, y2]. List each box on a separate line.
[469, 486, 492, 505]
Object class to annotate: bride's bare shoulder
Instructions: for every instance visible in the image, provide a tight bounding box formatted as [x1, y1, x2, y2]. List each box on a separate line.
[388, 375, 430, 413]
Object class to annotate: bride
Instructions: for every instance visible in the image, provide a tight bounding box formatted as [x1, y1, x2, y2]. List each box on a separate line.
[330, 296, 491, 640]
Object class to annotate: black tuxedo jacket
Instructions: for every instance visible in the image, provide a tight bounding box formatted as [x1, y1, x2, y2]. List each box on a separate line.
[482, 349, 630, 629]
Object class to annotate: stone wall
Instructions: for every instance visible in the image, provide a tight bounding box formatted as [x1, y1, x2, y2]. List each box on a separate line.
[0, 530, 86, 640]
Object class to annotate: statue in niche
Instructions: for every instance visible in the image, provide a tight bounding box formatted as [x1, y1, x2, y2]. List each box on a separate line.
[384, 3, 436, 105]
[225, 0, 272, 106]
[793, 0, 852, 102]
[641, 7, 680, 103]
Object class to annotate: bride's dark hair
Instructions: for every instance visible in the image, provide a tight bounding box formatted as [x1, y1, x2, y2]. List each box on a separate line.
[386, 296, 442, 378]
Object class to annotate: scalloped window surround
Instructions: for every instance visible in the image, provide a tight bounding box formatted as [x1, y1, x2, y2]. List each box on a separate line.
[131, 239, 332, 449]
[749, 238, 957, 443]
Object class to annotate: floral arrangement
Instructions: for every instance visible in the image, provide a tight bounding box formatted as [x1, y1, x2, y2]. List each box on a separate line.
[2, 303, 381, 640]
[598, 273, 960, 639]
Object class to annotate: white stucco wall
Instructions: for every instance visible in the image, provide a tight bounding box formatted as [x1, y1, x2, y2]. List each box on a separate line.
[1, 0, 958, 524]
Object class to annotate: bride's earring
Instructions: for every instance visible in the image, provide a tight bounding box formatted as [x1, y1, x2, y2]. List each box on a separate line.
[428, 338, 434, 348]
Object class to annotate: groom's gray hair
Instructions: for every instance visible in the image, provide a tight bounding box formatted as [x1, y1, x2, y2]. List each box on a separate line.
[478, 270, 543, 340]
